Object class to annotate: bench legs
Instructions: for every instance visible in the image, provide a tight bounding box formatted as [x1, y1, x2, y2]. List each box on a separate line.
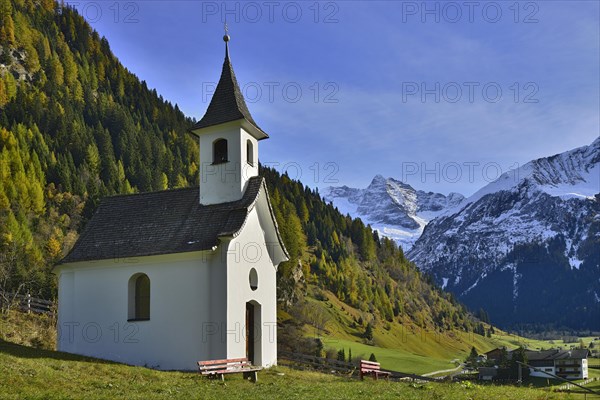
[243, 371, 258, 383]
[360, 371, 390, 381]
[206, 374, 225, 381]
[204, 371, 257, 383]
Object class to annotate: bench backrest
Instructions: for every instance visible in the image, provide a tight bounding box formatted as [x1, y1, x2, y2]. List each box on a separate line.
[197, 357, 250, 373]
[360, 359, 381, 373]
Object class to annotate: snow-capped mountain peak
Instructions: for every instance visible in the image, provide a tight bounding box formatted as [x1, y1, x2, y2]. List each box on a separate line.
[447, 137, 600, 216]
[323, 176, 464, 250]
[407, 138, 600, 330]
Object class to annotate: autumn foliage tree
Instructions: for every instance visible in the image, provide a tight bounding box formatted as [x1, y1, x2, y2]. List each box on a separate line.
[0, 1, 197, 297]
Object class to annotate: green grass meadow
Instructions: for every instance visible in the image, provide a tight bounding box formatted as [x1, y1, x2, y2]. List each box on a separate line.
[0, 339, 587, 400]
[1, 309, 598, 399]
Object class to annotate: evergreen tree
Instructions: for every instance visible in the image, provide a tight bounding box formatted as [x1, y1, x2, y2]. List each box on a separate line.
[364, 323, 374, 341]
[315, 338, 324, 358]
[498, 347, 510, 368]
[510, 347, 529, 379]
[467, 346, 478, 363]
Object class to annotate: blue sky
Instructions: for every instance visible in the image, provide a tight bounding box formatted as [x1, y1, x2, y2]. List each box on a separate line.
[69, 1, 599, 196]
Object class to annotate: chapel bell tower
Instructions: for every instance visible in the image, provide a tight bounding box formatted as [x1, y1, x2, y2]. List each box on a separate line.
[190, 34, 269, 206]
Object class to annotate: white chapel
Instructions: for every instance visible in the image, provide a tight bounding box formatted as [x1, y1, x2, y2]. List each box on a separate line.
[55, 35, 289, 370]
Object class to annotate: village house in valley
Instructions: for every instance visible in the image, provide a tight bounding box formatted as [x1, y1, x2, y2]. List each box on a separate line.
[481, 347, 590, 381]
[54, 35, 289, 370]
[527, 349, 590, 380]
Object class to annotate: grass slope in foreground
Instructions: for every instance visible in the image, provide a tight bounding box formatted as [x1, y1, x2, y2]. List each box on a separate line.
[0, 340, 576, 400]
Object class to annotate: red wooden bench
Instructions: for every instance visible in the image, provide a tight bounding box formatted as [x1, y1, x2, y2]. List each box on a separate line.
[359, 360, 392, 380]
[197, 357, 262, 382]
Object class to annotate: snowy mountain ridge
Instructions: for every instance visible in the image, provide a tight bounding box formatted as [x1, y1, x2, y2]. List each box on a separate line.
[323, 175, 464, 250]
[443, 136, 600, 218]
[408, 137, 600, 329]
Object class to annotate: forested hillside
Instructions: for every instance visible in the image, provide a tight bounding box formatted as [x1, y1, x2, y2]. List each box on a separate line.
[0, 0, 481, 338]
[262, 167, 478, 333]
[0, 0, 197, 298]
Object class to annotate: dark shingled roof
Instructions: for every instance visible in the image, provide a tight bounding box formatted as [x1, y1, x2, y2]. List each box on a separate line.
[526, 349, 590, 361]
[191, 44, 267, 138]
[61, 177, 268, 264]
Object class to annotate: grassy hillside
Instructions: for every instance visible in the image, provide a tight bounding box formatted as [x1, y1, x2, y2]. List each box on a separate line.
[0, 339, 576, 400]
[287, 285, 599, 375]
[0, 309, 55, 349]
[284, 285, 574, 374]
[491, 335, 598, 352]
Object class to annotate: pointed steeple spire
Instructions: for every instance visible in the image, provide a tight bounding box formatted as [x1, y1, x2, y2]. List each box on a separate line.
[191, 34, 268, 140]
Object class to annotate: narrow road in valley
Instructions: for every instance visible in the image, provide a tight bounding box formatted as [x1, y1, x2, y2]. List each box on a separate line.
[422, 363, 465, 377]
